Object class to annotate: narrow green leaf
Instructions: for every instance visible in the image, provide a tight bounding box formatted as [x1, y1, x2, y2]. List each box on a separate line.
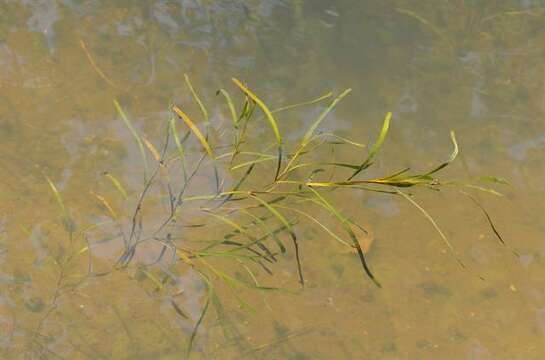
[232, 78, 281, 144]
[271, 91, 333, 114]
[461, 191, 518, 257]
[45, 176, 75, 233]
[45, 176, 68, 218]
[307, 187, 381, 287]
[275, 205, 351, 247]
[250, 194, 304, 286]
[169, 117, 188, 180]
[349, 112, 392, 180]
[184, 74, 208, 123]
[232, 78, 283, 180]
[302, 89, 352, 145]
[217, 88, 238, 127]
[280, 89, 352, 179]
[396, 188, 465, 268]
[103, 172, 128, 200]
[114, 99, 148, 179]
[424, 131, 458, 176]
[172, 105, 214, 158]
[187, 295, 209, 356]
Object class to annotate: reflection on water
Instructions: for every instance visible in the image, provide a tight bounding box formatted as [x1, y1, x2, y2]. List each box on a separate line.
[1, 0, 545, 358]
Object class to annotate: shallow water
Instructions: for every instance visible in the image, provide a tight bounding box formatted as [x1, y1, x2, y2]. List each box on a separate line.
[1, 1, 545, 359]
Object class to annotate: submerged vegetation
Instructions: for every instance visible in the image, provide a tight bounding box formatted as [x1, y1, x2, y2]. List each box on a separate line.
[2, 0, 544, 357]
[34, 76, 511, 356]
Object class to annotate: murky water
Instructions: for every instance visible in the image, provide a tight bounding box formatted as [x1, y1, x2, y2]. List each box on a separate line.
[2, 1, 545, 359]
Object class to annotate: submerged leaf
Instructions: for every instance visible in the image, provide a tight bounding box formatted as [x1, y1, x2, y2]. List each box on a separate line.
[302, 89, 352, 146]
[45, 176, 68, 218]
[349, 112, 392, 180]
[45, 176, 74, 232]
[307, 187, 381, 287]
[477, 176, 510, 186]
[461, 191, 518, 257]
[114, 99, 148, 179]
[103, 172, 129, 200]
[396, 189, 465, 268]
[271, 91, 333, 114]
[250, 194, 304, 286]
[280, 89, 352, 179]
[90, 190, 118, 219]
[184, 73, 209, 123]
[142, 137, 162, 163]
[217, 88, 238, 127]
[170, 117, 188, 179]
[172, 105, 214, 158]
[423, 131, 459, 176]
[232, 78, 281, 144]
[232, 78, 283, 179]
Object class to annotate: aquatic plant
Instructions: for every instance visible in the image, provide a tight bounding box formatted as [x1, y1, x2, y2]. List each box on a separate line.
[40, 76, 510, 355]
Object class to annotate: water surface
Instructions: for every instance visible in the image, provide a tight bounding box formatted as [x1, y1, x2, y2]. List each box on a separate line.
[1, 1, 545, 359]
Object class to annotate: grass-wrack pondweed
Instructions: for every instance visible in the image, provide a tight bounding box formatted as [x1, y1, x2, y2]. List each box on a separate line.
[37, 76, 513, 356]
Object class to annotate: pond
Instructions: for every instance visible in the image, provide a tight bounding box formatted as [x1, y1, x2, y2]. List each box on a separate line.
[1, 1, 545, 359]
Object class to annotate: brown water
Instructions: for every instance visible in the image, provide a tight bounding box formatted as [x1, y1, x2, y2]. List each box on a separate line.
[1, 1, 545, 359]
